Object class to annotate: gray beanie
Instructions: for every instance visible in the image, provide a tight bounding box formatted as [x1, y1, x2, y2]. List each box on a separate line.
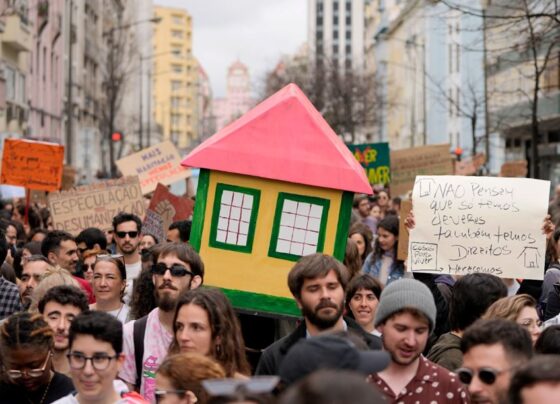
[374, 278, 437, 332]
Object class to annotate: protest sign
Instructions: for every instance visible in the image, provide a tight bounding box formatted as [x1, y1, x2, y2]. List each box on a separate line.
[390, 144, 454, 197]
[500, 160, 528, 178]
[1, 139, 64, 191]
[455, 153, 486, 176]
[48, 176, 145, 235]
[116, 141, 191, 195]
[143, 183, 194, 242]
[347, 142, 390, 185]
[61, 166, 77, 190]
[397, 199, 413, 261]
[407, 175, 550, 280]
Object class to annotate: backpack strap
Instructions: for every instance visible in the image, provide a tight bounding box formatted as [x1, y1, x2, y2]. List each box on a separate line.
[133, 315, 149, 391]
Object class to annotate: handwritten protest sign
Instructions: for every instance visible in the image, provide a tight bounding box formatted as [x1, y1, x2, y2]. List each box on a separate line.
[143, 183, 194, 242]
[48, 176, 145, 235]
[1, 139, 64, 191]
[500, 160, 528, 178]
[116, 141, 191, 195]
[407, 176, 550, 280]
[390, 144, 454, 197]
[397, 199, 413, 261]
[348, 142, 390, 185]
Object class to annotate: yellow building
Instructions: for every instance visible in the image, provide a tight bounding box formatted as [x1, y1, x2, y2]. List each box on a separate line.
[152, 6, 198, 150]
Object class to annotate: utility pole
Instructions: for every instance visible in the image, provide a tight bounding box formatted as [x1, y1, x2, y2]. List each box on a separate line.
[66, 0, 73, 164]
[138, 56, 143, 149]
[482, 3, 490, 168]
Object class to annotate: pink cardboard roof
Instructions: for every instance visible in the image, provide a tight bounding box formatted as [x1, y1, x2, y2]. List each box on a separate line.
[181, 83, 372, 194]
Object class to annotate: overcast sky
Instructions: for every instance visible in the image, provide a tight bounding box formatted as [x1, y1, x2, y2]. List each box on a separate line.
[154, 0, 307, 98]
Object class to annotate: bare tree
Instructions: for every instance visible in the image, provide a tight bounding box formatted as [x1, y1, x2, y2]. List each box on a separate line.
[263, 57, 383, 143]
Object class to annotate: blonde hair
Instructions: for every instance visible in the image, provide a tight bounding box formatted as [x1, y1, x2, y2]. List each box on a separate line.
[483, 294, 537, 322]
[28, 266, 80, 312]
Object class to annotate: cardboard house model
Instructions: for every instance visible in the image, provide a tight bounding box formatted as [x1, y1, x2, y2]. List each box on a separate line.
[181, 83, 371, 316]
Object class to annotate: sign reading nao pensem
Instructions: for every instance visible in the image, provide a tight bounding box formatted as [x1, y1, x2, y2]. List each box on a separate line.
[407, 175, 550, 280]
[347, 142, 390, 185]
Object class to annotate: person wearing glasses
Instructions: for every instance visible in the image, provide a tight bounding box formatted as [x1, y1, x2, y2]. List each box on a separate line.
[119, 242, 204, 402]
[368, 279, 469, 403]
[112, 213, 143, 285]
[0, 312, 74, 403]
[89, 255, 130, 324]
[38, 285, 90, 377]
[459, 318, 533, 404]
[168, 287, 251, 378]
[483, 294, 543, 345]
[53, 311, 148, 404]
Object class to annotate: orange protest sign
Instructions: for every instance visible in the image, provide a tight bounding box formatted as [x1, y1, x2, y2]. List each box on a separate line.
[1, 139, 64, 191]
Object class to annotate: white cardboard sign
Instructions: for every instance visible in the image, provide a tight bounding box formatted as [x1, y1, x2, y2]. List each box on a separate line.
[407, 175, 550, 280]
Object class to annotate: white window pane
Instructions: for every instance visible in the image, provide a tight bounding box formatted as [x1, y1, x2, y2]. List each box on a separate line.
[294, 215, 308, 229]
[226, 232, 237, 244]
[239, 222, 249, 235]
[232, 192, 243, 207]
[231, 207, 241, 220]
[219, 204, 231, 218]
[297, 202, 311, 216]
[238, 234, 247, 246]
[305, 231, 319, 245]
[309, 204, 323, 218]
[308, 217, 321, 231]
[222, 191, 233, 204]
[241, 208, 252, 222]
[303, 244, 317, 256]
[281, 212, 295, 227]
[229, 220, 239, 233]
[279, 225, 293, 241]
[290, 242, 304, 256]
[277, 239, 291, 253]
[283, 200, 297, 213]
[293, 228, 306, 243]
[243, 194, 253, 208]
[218, 218, 228, 231]
[216, 230, 226, 242]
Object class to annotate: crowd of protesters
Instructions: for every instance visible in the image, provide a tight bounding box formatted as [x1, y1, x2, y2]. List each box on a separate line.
[0, 185, 560, 404]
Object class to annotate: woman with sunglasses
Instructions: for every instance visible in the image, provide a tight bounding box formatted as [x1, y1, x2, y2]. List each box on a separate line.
[169, 288, 251, 379]
[0, 312, 74, 403]
[81, 248, 103, 284]
[155, 353, 226, 404]
[483, 294, 543, 345]
[89, 255, 130, 324]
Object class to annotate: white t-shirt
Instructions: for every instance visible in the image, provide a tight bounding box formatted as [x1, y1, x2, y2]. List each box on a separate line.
[124, 261, 142, 304]
[119, 308, 173, 403]
[52, 380, 131, 403]
[107, 304, 131, 324]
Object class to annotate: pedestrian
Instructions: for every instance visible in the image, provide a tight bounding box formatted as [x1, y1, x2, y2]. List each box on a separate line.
[38, 284, 89, 376]
[119, 242, 204, 402]
[89, 254, 130, 323]
[167, 220, 191, 243]
[112, 213, 143, 302]
[427, 273, 507, 370]
[75, 228, 108, 259]
[139, 233, 158, 255]
[0, 229, 23, 320]
[508, 355, 560, 403]
[53, 311, 148, 403]
[168, 287, 251, 378]
[348, 222, 373, 264]
[155, 353, 226, 404]
[255, 253, 381, 376]
[534, 325, 560, 354]
[343, 238, 362, 279]
[353, 194, 377, 234]
[362, 215, 405, 285]
[0, 312, 75, 403]
[483, 294, 543, 345]
[344, 274, 383, 336]
[18, 255, 51, 309]
[459, 318, 533, 404]
[81, 248, 103, 284]
[369, 278, 469, 403]
[29, 266, 80, 312]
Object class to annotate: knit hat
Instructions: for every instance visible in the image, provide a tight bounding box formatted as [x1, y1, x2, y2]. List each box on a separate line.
[374, 278, 437, 332]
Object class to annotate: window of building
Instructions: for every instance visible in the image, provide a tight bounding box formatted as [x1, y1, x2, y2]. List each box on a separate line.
[5, 66, 15, 101]
[172, 30, 182, 38]
[209, 184, 261, 253]
[345, 44, 352, 55]
[333, 16, 339, 25]
[333, 44, 339, 54]
[346, 0, 351, 11]
[345, 58, 352, 69]
[455, 43, 460, 73]
[346, 30, 351, 40]
[173, 64, 182, 73]
[268, 193, 330, 261]
[172, 15, 182, 24]
[171, 97, 181, 109]
[448, 88, 453, 117]
[346, 16, 351, 25]
[171, 81, 182, 91]
[317, 16, 323, 26]
[448, 43, 453, 73]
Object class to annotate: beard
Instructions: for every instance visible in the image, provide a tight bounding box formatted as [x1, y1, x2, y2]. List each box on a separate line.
[155, 280, 191, 312]
[381, 335, 422, 366]
[300, 299, 344, 330]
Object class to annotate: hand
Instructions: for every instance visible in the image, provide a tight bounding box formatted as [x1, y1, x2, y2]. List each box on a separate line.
[404, 210, 415, 230]
[542, 214, 555, 240]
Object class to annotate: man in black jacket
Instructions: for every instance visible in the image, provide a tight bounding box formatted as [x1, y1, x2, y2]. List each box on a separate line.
[255, 253, 382, 375]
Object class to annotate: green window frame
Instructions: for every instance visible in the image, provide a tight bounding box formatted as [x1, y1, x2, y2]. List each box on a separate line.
[268, 192, 330, 261]
[209, 183, 260, 253]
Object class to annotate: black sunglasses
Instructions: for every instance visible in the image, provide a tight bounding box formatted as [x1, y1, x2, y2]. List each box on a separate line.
[151, 263, 193, 277]
[115, 231, 138, 238]
[456, 367, 505, 385]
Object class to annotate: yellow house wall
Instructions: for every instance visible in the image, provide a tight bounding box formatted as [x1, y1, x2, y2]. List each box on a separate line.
[199, 171, 343, 299]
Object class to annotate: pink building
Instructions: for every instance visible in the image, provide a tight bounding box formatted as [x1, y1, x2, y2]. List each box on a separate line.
[213, 60, 255, 131]
[27, 0, 65, 143]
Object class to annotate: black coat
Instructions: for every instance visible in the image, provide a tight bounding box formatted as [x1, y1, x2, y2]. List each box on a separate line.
[254, 316, 382, 375]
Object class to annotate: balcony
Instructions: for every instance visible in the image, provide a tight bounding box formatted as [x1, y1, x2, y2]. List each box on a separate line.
[2, 14, 31, 52]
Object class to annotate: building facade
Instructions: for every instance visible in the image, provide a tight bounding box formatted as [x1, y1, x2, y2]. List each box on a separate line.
[152, 5, 198, 151]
